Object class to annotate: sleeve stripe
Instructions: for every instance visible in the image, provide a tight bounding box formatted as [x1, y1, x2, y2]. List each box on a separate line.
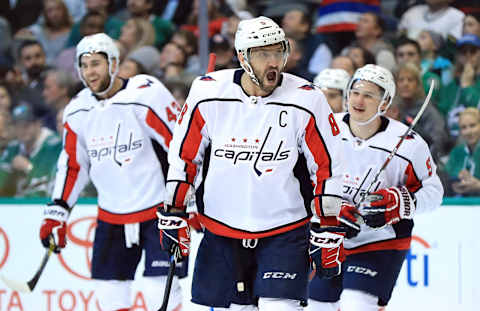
[174, 182, 191, 208]
[304, 116, 332, 194]
[179, 106, 206, 184]
[146, 108, 173, 148]
[62, 123, 80, 201]
[405, 162, 422, 193]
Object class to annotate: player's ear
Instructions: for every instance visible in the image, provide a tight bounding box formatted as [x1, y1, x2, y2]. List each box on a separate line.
[237, 52, 245, 66]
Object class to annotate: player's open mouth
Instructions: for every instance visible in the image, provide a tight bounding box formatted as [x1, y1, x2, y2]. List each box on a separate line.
[352, 106, 365, 112]
[266, 71, 277, 82]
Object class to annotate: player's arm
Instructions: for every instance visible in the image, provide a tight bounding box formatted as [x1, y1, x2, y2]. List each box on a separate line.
[40, 111, 91, 252]
[301, 91, 346, 279]
[157, 79, 210, 261]
[361, 138, 444, 228]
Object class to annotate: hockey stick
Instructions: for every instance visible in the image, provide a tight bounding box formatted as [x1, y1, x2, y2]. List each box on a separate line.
[0, 237, 55, 293]
[357, 79, 435, 213]
[157, 52, 217, 311]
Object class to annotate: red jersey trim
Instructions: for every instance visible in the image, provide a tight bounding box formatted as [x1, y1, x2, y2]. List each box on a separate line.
[97, 204, 162, 224]
[345, 237, 412, 255]
[198, 214, 310, 239]
[180, 107, 206, 184]
[146, 108, 172, 148]
[62, 123, 80, 201]
[405, 162, 422, 193]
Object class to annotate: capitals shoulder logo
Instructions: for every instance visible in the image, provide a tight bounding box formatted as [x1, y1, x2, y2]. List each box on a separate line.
[213, 126, 292, 177]
[200, 75, 215, 81]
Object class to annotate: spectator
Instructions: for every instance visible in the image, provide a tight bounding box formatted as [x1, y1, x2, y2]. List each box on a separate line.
[0, 110, 12, 155]
[439, 34, 480, 138]
[182, 0, 228, 37]
[18, 40, 49, 93]
[417, 30, 454, 85]
[65, 0, 124, 47]
[398, 0, 465, 40]
[280, 4, 332, 76]
[395, 62, 451, 162]
[56, 11, 107, 81]
[284, 37, 312, 80]
[445, 107, 480, 196]
[16, 0, 73, 65]
[221, 9, 253, 47]
[346, 12, 396, 71]
[463, 13, 480, 37]
[313, 0, 380, 54]
[342, 45, 376, 68]
[42, 69, 76, 131]
[119, 45, 161, 78]
[0, 17, 12, 58]
[118, 17, 156, 55]
[313, 68, 350, 113]
[395, 37, 442, 101]
[209, 34, 236, 71]
[0, 0, 43, 34]
[0, 84, 13, 113]
[170, 29, 201, 75]
[164, 80, 188, 109]
[330, 55, 356, 76]
[0, 103, 62, 197]
[156, 42, 195, 85]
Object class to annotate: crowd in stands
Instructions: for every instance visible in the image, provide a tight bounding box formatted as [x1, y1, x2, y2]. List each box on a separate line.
[0, 0, 479, 197]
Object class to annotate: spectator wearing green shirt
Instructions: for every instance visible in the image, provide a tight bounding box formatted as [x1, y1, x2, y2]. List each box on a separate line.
[439, 34, 480, 138]
[445, 107, 480, 196]
[0, 104, 61, 197]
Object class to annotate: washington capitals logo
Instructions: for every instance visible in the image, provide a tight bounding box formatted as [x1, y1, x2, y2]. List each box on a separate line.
[200, 75, 215, 81]
[138, 78, 154, 89]
[298, 84, 315, 90]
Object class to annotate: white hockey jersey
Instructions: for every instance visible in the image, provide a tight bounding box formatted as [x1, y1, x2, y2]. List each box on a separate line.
[335, 113, 444, 254]
[52, 75, 179, 224]
[166, 69, 345, 239]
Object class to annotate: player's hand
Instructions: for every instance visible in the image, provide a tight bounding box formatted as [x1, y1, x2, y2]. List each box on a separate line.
[157, 210, 190, 262]
[360, 186, 415, 229]
[39, 203, 70, 253]
[309, 223, 346, 279]
[337, 202, 361, 239]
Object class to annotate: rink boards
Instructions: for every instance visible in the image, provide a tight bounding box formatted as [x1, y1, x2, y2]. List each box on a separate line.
[0, 198, 478, 311]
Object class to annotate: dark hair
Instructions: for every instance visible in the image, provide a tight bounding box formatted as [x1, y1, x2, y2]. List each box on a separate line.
[80, 11, 106, 28]
[395, 37, 421, 55]
[364, 12, 386, 36]
[17, 40, 44, 59]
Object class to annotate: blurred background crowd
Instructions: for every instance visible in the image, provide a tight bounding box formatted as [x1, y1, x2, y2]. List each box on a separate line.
[0, 0, 479, 198]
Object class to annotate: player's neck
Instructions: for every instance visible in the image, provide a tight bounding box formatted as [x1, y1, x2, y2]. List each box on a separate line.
[98, 78, 123, 100]
[349, 117, 382, 140]
[241, 72, 270, 97]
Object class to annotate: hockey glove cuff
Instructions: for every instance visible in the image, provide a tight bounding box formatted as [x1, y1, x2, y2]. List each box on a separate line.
[309, 223, 346, 279]
[40, 201, 71, 253]
[157, 211, 190, 262]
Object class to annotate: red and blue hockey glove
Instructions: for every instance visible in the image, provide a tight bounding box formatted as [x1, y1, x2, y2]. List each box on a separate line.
[157, 210, 190, 262]
[309, 223, 346, 279]
[338, 202, 361, 239]
[39, 201, 70, 253]
[360, 186, 416, 229]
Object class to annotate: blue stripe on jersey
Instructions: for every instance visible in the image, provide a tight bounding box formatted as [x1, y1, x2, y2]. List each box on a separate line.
[317, 2, 380, 16]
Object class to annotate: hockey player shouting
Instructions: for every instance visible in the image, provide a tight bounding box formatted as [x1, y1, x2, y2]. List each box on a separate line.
[157, 16, 346, 310]
[38, 33, 185, 311]
[308, 64, 444, 311]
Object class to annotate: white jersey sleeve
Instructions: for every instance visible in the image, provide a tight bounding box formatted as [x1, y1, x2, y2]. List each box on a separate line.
[300, 88, 344, 219]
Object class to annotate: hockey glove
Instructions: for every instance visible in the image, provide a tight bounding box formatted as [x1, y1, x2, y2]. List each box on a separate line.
[39, 201, 70, 253]
[157, 210, 190, 262]
[309, 223, 346, 279]
[338, 202, 361, 239]
[360, 186, 416, 229]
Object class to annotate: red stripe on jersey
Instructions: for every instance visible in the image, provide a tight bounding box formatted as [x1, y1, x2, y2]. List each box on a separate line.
[316, 23, 358, 33]
[198, 214, 310, 239]
[62, 123, 80, 201]
[304, 116, 331, 195]
[175, 182, 190, 208]
[180, 108, 206, 184]
[404, 162, 422, 193]
[345, 237, 411, 255]
[146, 108, 172, 148]
[97, 204, 162, 224]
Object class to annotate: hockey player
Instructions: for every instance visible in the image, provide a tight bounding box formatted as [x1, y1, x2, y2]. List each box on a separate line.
[157, 16, 346, 310]
[314, 68, 351, 113]
[308, 64, 444, 310]
[38, 33, 185, 311]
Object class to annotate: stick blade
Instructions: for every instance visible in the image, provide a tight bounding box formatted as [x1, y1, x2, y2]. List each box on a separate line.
[0, 274, 32, 293]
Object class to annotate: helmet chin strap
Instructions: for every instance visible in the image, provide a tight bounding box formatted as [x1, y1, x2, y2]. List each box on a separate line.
[241, 52, 261, 86]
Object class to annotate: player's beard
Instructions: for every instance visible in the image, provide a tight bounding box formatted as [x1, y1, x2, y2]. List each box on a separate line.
[88, 74, 111, 94]
[255, 66, 280, 94]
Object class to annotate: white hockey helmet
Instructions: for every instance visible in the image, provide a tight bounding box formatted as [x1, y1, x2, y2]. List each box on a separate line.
[76, 33, 120, 96]
[314, 69, 351, 92]
[234, 16, 290, 85]
[346, 64, 396, 125]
